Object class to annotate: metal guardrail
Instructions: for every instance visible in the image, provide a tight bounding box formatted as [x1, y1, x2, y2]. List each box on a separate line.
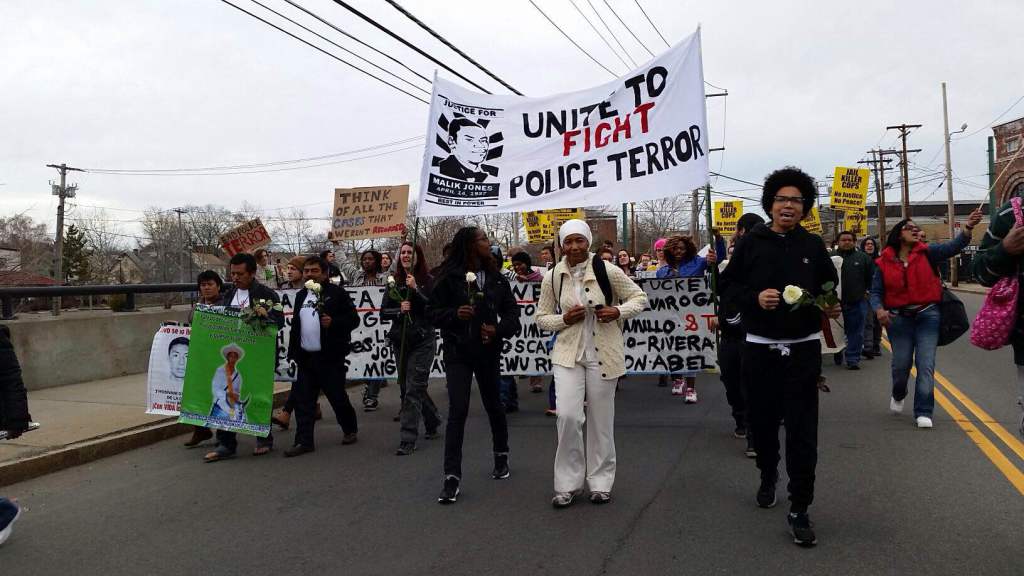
[0, 283, 196, 320]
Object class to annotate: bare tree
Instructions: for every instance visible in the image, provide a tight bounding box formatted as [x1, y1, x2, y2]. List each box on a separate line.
[69, 208, 127, 283]
[183, 205, 235, 253]
[0, 212, 51, 274]
[635, 196, 690, 251]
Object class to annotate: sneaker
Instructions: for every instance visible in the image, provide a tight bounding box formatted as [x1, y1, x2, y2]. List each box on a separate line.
[551, 490, 582, 508]
[283, 444, 315, 458]
[684, 386, 698, 404]
[890, 397, 904, 414]
[492, 453, 510, 479]
[916, 416, 933, 429]
[363, 398, 379, 412]
[733, 426, 747, 439]
[744, 437, 757, 458]
[589, 491, 612, 504]
[756, 475, 777, 508]
[424, 428, 441, 440]
[438, 475, 460, 504]
[787, 512, 817, 547]
[395, 442, 416, 456]
[341, 433, 359, 445]
[846, 364, 860, 371]
[0, 501, 22, 547]
[671, 379, 685, 396]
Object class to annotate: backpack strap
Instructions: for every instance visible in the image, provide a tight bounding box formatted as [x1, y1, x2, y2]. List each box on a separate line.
[591, 254, 614, 306]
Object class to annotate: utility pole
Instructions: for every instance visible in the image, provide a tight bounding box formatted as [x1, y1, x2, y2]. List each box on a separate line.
[173, 207, 189, 285]
[859, 151, 894, 240]
[630, 201, 637, 256]
[941, 83, 968, 286]
[886, 124, 922, 217]
[512, 212, 520, 246]
[690, 189, 700, 237]
[46, 163, 83, 316]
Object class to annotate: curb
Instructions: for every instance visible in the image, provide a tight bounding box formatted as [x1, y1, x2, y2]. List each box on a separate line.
[948, 285, 989, 296]
[0, 387, 295, 488]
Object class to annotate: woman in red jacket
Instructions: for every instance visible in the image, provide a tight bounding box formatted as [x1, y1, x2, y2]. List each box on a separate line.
[870, 211, 981, 428]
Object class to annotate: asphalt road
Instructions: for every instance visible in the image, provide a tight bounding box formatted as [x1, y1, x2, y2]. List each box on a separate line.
[2, 290, 1023, 575]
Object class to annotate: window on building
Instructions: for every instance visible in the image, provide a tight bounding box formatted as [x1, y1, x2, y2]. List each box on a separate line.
[1008, 137, 1021, 156]
[1014, 182, 1024, 199]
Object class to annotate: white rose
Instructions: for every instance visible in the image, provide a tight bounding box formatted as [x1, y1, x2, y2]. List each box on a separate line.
[465, 271, 477, 283]
[782, 285, 804, 305]
[387, 275, 396, 286]
[304, 279, 316, 290]
[311, 282, 322, 292]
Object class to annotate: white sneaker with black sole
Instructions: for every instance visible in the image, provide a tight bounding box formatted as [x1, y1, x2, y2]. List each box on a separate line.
[916, 416, 933, 429]
[890, 397, 904, 414]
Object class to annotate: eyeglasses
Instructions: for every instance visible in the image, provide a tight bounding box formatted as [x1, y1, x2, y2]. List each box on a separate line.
[773, 195, 805, 206]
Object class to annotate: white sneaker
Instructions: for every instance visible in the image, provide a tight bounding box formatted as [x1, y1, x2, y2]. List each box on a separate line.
[670, 379, 685, 396]
[0, 502, 22, 547]
[916, 416, 933, 429]
[684, 386, 698, 404]
[890, 397, 904, 414]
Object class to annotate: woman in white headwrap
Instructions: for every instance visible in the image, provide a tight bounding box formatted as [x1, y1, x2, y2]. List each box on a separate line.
[536, 219, 648, 507]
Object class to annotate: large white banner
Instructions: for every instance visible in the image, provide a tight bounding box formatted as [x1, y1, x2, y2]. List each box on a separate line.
[418, 29, 708, 216]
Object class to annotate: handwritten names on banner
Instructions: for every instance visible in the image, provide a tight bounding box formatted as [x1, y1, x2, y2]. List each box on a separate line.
[272, 278, 715, 379]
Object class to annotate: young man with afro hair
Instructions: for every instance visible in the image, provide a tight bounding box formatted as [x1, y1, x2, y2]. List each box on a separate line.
[719, 166, 840, 547]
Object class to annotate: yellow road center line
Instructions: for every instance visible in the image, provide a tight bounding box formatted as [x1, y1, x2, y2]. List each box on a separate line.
[933, 388, 1024, 496]
[880, 338, 1024, 462]
[880, 338, 1024, 494]
[933, 372, 1024, 462]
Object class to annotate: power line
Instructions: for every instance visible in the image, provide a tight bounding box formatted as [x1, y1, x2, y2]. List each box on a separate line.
[247, 0, 429, 96]
[280, 0, 431, 86]
[327, 0, 493, 93]
[602, 0, 655, 58]
[84, 143, 423, 176]
[632, 0, 669, 47]
[526, 0, 619, 78]
[216, 0, 429, 104]
[585, 0, 638, 67]
[81, 136, 422, 173]
[954, 93, 1024, 141]
[383, 0, 523, 95]
[567, 0, 631, 72]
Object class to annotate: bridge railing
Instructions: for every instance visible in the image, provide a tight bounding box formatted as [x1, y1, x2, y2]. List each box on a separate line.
[0, 283, 197, 320]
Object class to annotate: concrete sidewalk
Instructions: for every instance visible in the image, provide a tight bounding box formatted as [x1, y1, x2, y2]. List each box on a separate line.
[0, 373, 292, 486]
[949, 282, 988, 295]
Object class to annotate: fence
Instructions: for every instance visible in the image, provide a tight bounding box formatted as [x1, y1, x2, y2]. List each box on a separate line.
[0, 283, 197, 320]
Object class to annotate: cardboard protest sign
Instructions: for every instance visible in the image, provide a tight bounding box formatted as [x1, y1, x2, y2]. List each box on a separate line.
[418, 29, 708, 216]
[844, 207, 868, 235]
[713, 200, 742, 236]
[328, 185, 409, 242]
[830, 167, 870, 211]
[523, 208, 585, 244]
[146, 323, 191, 415]
[219, 218, 271, 257]
[803, 206, 823, 235]
[178, 308, 277, 437]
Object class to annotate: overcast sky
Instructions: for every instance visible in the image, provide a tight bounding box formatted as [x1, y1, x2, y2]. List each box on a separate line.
[3, 0, 1022, 239]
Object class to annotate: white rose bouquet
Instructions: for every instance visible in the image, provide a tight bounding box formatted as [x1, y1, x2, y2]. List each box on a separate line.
[304, 279, 328, 314]
[239, 297, 284, 331]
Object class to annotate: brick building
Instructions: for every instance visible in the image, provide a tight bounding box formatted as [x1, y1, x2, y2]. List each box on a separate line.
[994, 116, 1024, 204]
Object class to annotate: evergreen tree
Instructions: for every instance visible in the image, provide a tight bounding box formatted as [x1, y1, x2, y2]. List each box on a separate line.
[62, 224, 92, 282]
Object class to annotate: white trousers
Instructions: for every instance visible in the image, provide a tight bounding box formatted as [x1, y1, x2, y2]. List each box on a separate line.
[553, 359, 617, 493]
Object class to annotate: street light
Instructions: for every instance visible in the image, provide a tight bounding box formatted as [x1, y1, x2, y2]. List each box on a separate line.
[942, 80, 966, 285]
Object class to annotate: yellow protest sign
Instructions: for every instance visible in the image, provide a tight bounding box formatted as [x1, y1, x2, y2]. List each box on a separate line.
[712, 200, 743, 236]
[830, 166, 870, 211]
[844, 207, 868, 235]
[803, 206, 823, 235]
[523, 208, 585, 244]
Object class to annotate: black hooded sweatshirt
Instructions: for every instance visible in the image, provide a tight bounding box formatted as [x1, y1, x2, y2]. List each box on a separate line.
[719, 222, 838, 341]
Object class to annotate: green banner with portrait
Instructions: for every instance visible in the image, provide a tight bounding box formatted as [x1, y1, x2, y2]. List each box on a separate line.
[178, 307, 277, 437]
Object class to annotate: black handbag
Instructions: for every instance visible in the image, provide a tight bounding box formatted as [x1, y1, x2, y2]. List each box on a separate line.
[937, 287, 969, 346]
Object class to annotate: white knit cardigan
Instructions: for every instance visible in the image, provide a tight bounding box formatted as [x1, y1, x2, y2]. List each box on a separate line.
[536, 257, 648, 379]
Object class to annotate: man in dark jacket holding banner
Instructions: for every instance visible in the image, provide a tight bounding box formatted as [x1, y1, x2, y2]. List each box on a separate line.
[205, 252, 284, 462]
[284, 256, 360, 457]
[720, 167, 840, 548]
